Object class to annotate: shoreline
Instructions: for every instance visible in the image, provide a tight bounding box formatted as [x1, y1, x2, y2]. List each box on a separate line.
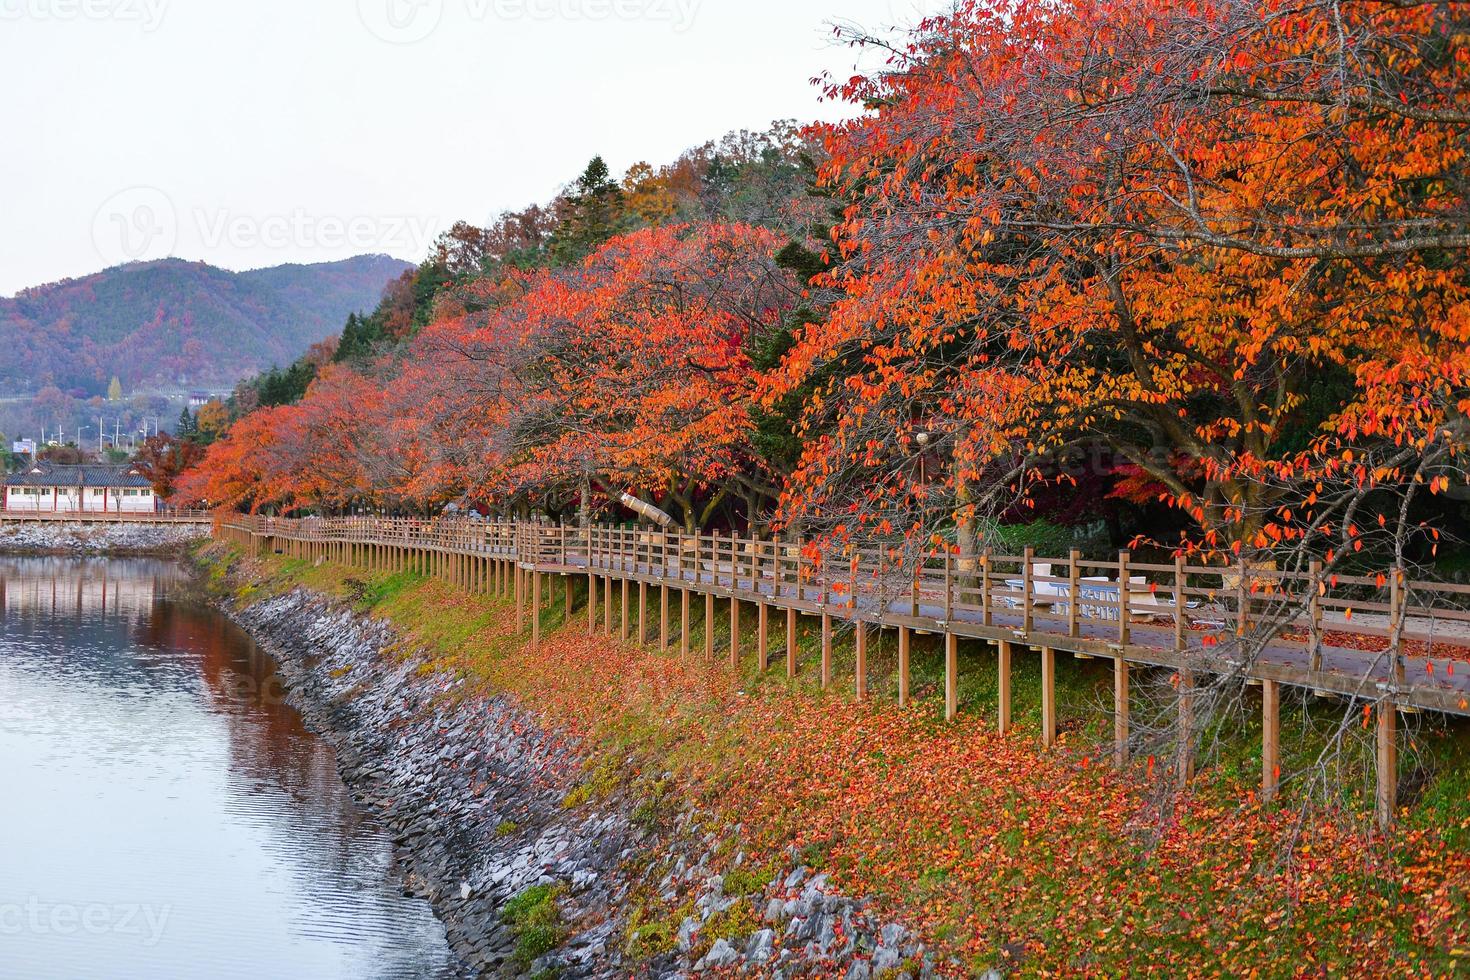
[202, 550, 935, 979]
[0, 521, 210, 557]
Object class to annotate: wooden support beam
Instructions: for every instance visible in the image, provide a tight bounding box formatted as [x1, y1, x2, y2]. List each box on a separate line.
[604, 575, 613, 636]
[855, 620, 868, 701]
[1041, 647, 1056, 747]
[531, 571, 542, 649]
[758, 603, 770, 672]
[944, 632, 958, 721]
[729, 597, 741, 668]
[638, 582, 648, 646]
[1376, 701, 1398, 831]
[704, 591, 715, 660]
[620, 578, 630, 642]
[786, 607, 797, 679]
[998, 641, 1012, 735]
[897, 626, 911, 708]
[515, 565, 524, 633]
[820, 613, 832, 689]
[587, 573, 597, 636]
[564, 575, 573, 618]
[660, 585, 670, 653]
[1113, 656, 1129, 767]
[680, 589, 691, 658]
[1261, 679, 1280, 803]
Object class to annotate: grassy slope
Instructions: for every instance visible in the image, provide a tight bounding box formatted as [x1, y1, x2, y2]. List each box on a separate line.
[216, 547, 1470, 977]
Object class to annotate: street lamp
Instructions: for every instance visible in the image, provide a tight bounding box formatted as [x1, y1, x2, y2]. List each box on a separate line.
[915, 431, 932, 484]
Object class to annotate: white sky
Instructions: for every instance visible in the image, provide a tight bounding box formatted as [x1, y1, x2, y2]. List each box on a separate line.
[0, 0, 947, 296]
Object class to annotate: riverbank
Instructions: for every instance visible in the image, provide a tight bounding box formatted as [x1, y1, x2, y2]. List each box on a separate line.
[206, 547, 931, 978]
[206, 544, 1470, 977]
[0, 521, 209, 556]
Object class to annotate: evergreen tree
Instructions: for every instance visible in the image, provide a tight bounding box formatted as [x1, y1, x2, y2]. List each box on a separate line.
[176, 407, 197, 439]
[549, 156, 628, 265]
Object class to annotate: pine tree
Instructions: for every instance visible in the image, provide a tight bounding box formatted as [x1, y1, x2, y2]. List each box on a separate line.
[549, 156, 627, 266]
[176, 407, 197, 439]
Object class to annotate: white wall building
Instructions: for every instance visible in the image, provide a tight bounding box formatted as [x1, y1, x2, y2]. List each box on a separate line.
[3, 463, 158, 514]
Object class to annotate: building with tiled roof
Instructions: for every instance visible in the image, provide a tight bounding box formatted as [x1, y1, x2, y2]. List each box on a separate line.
[3, 462, 158, 514]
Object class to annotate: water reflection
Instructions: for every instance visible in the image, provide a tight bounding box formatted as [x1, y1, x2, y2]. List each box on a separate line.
[0, 558, 462, 980]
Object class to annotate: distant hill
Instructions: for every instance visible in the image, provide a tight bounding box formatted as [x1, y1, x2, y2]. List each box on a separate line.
[0, 255, 412, 396]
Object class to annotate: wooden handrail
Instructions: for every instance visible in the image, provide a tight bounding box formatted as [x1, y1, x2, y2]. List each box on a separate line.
[214, 513, 1470, 718]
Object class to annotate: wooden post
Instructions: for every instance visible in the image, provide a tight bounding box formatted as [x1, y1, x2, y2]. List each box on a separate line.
[897, 626, 911, 708]
[998, 640, 1012, 735]
[705, 591, 715, 660]
[980, 552, 992, 627]
[1041, 646, 1056, 747]
[1113, 656, 1129, 766]
[944, 632, 958, 722]
[1376, 701, 1397, 831]
[603, 574, 613, 636]
[620, 578, 630, 643]
[1390, 567, 1406, 687]
[1068, 550, 1081, 637]
[1308, 558, 1324, 673]
[855, 620, 868, 701]
[820, 612, 832, 689]
[638, 581, 648, 646]
[729, 595, 741, 668]
[587, 572, 597, 636]
[786, 607, 797, 679]
[515, 564, 525, 632]
[1118, 550, 1131, 645]
[660, 584, 670, 652]
[564, 574, 573, 619]
[680, 589, 691, 658]
[1174, 554, 1187, 653]
[531, 571, 542, 649]
[1177, 668, 1195, 789]
[758, 602, 770, 671]
[1261, 679, 1280, 803]
[1022, 546, 1034, 633]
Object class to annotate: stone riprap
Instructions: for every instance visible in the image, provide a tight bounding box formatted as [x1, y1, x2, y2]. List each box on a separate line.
[224, 580, 939, 978]
[0, 521, 209, 555]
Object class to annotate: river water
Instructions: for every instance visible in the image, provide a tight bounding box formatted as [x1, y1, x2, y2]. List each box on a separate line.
[0, 557, 462, 979]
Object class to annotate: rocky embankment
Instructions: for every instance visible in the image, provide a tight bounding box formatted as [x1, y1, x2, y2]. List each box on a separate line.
[225, 577, 940, 978]
[0, 521, 209, 556]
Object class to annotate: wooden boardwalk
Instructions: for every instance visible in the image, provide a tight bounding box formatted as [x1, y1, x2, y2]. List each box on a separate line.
[217, 515, 1470, 829]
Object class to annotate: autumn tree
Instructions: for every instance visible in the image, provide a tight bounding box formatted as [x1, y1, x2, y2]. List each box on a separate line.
[771, 0, 1469, 567]
[133, 433, 205, 499]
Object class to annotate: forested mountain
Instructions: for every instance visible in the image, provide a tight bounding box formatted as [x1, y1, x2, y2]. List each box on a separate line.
[0, 255, 411, 396]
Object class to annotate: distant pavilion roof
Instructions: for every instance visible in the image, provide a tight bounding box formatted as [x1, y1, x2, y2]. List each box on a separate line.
[4, 463, 153, 489]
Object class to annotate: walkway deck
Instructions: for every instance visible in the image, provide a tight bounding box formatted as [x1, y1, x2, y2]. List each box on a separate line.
[217, 515, 1470, 829]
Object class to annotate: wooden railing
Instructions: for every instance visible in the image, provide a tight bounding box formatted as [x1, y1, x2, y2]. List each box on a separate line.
[216, 513, 1470, 828]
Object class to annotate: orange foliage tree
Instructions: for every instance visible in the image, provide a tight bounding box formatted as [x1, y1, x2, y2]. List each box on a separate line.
[768, 0, 1468, 573]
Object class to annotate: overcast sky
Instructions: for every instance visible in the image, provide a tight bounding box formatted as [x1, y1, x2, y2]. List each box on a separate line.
[0, 0, 946, 296]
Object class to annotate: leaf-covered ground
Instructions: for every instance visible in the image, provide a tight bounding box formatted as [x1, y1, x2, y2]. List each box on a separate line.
[239, 552, 1470, 976]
